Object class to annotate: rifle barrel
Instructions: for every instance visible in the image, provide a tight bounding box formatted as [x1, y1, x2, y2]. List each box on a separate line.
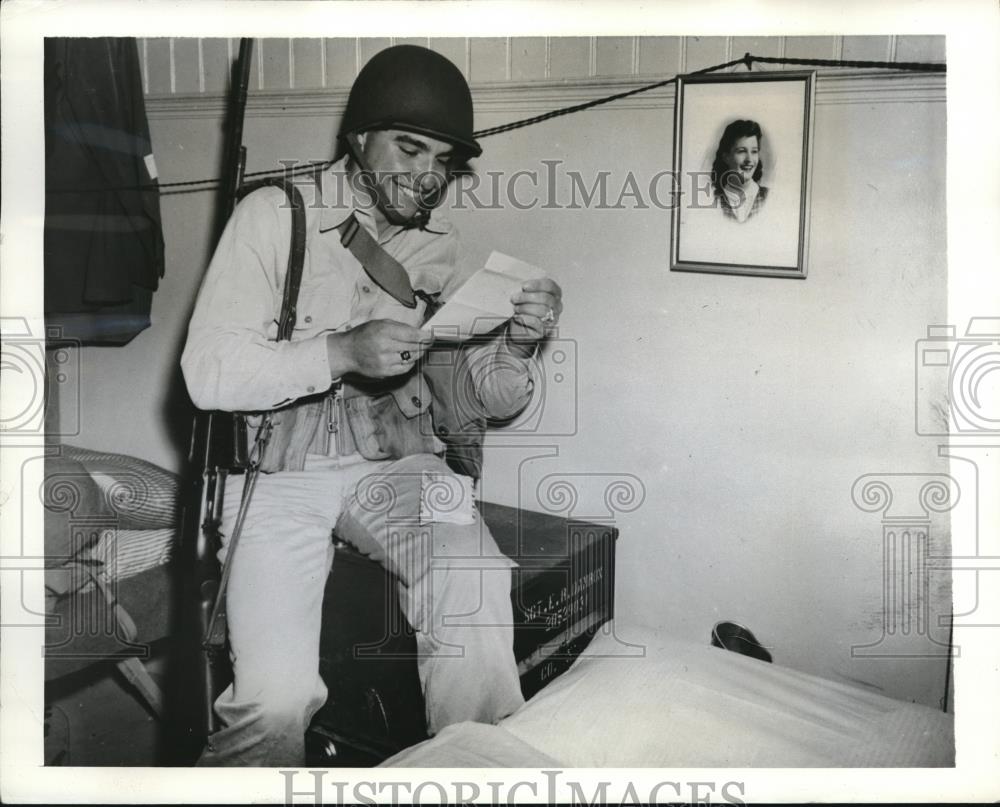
[218, 38, 255, 228]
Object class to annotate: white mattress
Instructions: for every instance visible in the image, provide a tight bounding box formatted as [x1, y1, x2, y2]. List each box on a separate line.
[381, 722, 561, 768]
[382, 624, 954, 768]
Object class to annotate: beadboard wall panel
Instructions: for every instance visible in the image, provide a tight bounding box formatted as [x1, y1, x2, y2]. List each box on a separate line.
[139, 35, 945, 96]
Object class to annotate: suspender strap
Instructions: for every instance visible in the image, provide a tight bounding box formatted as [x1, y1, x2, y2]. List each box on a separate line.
[237, 177, 310, 336]
[202, 179, 309, 650]
[337, 213, 417, 308]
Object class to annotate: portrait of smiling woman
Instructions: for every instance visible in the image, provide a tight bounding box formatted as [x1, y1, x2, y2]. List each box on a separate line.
[671, 72, 815, 277]
[712, 119, 768, 223]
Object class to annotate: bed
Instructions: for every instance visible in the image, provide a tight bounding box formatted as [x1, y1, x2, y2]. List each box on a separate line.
[380, 622, 955, 768]
[43, 445, 182, 715]
[39, 448, 955, 769]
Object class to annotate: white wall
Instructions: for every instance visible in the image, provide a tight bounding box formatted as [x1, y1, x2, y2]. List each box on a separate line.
[56, 37, 950, 708]
[459, 75, 950, 709]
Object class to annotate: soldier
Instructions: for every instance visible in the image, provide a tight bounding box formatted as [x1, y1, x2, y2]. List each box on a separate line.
[182, 44, 563, 766]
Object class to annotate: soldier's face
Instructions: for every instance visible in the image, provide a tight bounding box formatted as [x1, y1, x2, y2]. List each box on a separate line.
[357, 129, 454, 221]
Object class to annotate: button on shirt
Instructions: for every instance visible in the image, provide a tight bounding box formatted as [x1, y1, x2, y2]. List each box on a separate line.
[182, 157, 533, 419]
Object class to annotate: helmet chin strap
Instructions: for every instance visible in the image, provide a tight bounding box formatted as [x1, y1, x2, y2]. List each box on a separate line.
[343, 132, 438, 229]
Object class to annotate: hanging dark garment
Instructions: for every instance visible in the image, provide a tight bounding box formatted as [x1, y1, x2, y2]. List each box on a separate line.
[44, 38, 165, 345]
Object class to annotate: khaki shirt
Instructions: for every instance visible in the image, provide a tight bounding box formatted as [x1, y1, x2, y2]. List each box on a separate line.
[181, 156, 533, 423]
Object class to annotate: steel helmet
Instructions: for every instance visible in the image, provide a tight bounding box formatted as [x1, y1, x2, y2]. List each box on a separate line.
[340, 44, 481, 158]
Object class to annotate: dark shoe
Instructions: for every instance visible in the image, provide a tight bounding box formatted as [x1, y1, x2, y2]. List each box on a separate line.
[711, 621, 772, 663]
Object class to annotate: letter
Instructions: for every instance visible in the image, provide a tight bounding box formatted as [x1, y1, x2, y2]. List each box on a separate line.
[508, 780, 538, 802]
[457, 170, 504, 211]
[328, 781, 347, 804]
[507, 169, 540, 210]
[619, 781, 643, 805]
[412, 781, 449, 803]
[452, 171, 482, 210]
[486, 781, 505, 804]
[272, 160, 301, 209]
[541, 159, 562, 209]
[355, 168, 380, 211]
[722, 780, 747, 806]
[567, 780, 610, 806]
[611, 172, 647, 209]
[649, 169, 681, 209]
[279, 770, 325, 805]
[721, 171, 745, 206]
[543, 769, 562, 804]
[379, 781, 411, 803]
[487, 170, 504, 209]
[568, 171, 610, 209]
[353, 780, 377, 806]
[649, 781, 682, 803]
[689, 171, 716, 209]
[454, 781, 481, 804]
[380, 170, 411, 210]
[689, 781, 716, 805]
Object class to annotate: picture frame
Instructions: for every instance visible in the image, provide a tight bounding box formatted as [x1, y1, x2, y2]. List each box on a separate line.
[670, 71, 816, 278]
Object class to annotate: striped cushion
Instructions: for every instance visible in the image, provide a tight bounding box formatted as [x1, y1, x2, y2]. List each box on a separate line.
[61, 445, 180, 530]
[85, 527, 176, 581]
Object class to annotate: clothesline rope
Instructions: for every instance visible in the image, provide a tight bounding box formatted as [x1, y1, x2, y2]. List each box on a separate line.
[48, 52, 945, 197]
[471, 53, 945, 138]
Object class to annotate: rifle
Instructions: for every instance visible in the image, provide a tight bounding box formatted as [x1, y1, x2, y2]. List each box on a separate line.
[182, 38, 313, 747]
[183, 38, 255, 741]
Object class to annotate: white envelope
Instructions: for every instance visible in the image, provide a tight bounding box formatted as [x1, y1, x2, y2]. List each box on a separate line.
[422, 251, 545, 341]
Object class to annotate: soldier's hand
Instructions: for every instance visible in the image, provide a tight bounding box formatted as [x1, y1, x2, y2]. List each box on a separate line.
[507, 277, 563, 352]
[333, 319, 432, 378]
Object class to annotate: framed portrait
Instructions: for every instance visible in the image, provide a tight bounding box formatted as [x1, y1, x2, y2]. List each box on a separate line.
[670, 71, 816, 278]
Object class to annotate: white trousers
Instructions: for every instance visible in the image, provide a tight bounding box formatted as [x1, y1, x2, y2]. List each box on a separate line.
[197, 452, 524, 767]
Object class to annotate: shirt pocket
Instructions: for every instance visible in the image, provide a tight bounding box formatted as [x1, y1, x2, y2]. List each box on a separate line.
[389, 373, 432, 418]
[286, 278, 348, 338]
[343, 393, 396, 460]
[343, 376, 438, 461]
